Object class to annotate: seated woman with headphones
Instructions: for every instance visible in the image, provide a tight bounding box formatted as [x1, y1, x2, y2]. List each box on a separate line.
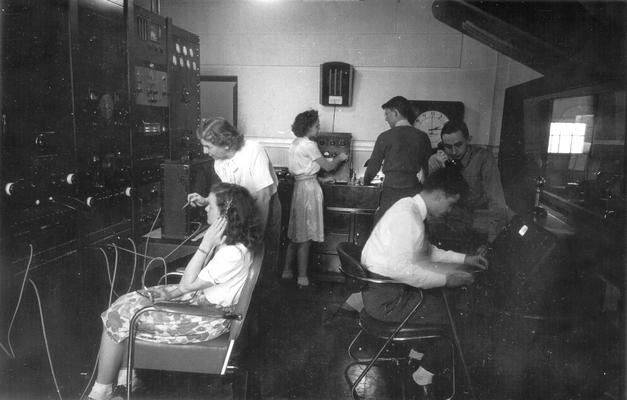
[87, 183, 262, 400]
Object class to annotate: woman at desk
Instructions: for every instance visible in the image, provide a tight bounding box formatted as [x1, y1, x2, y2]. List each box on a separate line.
[87, 183, 262, 400]
[281, 110, 348, 287]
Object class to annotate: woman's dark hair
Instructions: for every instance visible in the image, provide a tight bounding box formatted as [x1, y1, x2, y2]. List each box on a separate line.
[291, 110, 319, 137]
[422, 168, 469, 199]
[197, 117, 245, 151]
[211, 182, 263, 250]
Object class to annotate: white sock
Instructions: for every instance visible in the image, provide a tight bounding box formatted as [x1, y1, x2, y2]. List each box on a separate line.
[412, 366, 434, 386]
[88, 382, 113, 400]
[409, 349, 424, 360]
[116, 368, 139, 387]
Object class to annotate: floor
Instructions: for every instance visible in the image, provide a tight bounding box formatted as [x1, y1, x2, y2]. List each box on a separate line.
[0, 252, 623, 400]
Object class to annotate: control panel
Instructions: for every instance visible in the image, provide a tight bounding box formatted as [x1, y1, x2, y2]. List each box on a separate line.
[167, 22, 202, 162]
[1, 2, 201, 256]
[314, 132, 352, 183]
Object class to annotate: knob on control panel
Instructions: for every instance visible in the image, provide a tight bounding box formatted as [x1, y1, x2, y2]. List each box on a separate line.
[86, 187, 133, 207]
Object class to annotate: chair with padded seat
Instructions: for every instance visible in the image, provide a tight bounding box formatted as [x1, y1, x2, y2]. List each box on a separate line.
[123, 246, 265, 400]
[337, 242, 476, 400]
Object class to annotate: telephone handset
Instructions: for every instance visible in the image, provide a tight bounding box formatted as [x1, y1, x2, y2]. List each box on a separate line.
[436, 142, 461, 169]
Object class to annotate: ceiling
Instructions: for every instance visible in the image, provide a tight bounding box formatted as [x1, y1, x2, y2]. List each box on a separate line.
[432, 0, 626, 81]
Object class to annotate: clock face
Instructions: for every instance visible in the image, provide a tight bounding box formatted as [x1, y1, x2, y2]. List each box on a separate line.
[415, 110, 449, 148]
[409, 100, 464, 149]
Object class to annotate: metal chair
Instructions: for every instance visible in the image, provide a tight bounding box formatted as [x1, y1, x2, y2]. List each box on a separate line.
[123, 246, 265, 400]
[337, 242, 475, 400]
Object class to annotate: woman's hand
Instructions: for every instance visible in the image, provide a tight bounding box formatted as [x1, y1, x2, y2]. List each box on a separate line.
[199, 216, 227, 251]
[139, 287, 170, 302]
[187, 193, 209, 207]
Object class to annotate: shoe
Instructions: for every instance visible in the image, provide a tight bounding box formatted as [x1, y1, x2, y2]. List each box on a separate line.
[296, 276, 309, 287]
[110, 385, 127, 400]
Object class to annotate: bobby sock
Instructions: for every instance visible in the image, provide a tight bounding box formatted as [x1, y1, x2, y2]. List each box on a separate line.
[412, 366, 434, 386]
[116, 368, 139, 387]
[88, 382, 113, 400]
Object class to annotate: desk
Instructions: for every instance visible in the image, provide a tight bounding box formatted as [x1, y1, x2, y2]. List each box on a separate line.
[311, 184, 380, 282]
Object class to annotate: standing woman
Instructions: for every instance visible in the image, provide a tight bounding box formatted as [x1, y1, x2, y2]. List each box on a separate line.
[281, 110, 348, 287]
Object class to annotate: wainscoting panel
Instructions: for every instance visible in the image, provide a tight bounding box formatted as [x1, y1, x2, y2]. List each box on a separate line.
[250, 137, 376, 178]
[251, 136, 500, 178]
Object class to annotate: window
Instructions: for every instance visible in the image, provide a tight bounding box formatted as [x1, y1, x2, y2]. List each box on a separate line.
[547, 122, 586, 154]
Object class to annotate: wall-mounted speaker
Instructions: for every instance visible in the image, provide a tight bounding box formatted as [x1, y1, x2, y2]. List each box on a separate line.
[320, 62, 354, 107]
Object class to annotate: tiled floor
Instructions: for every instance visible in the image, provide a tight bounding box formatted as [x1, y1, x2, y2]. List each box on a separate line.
[0, 264, 623, 400]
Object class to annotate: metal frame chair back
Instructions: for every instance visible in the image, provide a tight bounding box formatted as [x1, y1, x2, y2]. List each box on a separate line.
[124, 245, 265, 400]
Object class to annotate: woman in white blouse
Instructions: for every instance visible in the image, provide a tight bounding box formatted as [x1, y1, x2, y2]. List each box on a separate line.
[187, 117, 279, 232]
[281, 110, 348, 287]
[87, 183, 262, 400]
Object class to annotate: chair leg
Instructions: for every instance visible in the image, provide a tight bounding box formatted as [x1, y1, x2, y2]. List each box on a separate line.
[440, 337, 456, 400]
[125, 306, 155, 400]
[442, 289, 476, 400]
[347, 329, 364, 361]
[227, 366, 248, 400]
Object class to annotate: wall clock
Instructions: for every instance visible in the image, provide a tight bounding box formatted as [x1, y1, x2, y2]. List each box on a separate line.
[409, 100, 465, 148]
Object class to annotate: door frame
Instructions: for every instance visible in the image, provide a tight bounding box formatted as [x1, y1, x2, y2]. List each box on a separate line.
[200, 75, 238, 128]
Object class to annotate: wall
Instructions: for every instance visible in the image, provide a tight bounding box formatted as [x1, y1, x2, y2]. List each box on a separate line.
[161, 0, 540, 173]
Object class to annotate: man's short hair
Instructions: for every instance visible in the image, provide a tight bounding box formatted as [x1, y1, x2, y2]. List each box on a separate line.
[381, 96, 415, 122]
[423, 168, 469, 198]
[441, 120, 470, 139]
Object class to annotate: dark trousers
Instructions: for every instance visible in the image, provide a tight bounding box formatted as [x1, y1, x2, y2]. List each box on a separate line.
[362, 284, 451, 373]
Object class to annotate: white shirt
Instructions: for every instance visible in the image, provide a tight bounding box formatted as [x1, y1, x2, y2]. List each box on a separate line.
[198, 243, 252, 307]
[288, 137, 322, 176]
[361, 194, 466, 289]
[213, 140, 278, 198]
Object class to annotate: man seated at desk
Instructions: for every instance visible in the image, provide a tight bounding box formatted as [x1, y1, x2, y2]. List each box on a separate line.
[428, 120, 512, 246]
[361, 168, 487, 398]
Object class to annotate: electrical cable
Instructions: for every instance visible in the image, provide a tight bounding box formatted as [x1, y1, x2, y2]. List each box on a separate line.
[141, 256, 168, 291]
[97, 247, 119, 298]
[125, 237, 139, 293]
[2, 244, 34, 359]
[143, 208, 162, 270]
[109, 244, 120, 305]
[79, 244, 123, 400]
[163, 221, 203, 260]
[28, 279, 63, 400]
[114, 245, 157, 260]
[49, 197, 79, 212]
